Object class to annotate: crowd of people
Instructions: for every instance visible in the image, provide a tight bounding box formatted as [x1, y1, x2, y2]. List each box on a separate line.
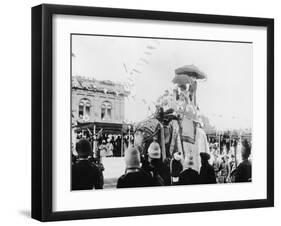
[206, 136, 252, 183]
[71, 136, 252, 190]
[75, 131, 134, 158]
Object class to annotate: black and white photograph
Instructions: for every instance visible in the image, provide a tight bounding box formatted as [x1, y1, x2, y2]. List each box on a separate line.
[71, 34, 253, 190]
[29, 3, 274, 222]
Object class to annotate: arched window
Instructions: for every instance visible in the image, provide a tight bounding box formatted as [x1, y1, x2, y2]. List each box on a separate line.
[101, 101, 112, 121]
[78, 98, 91, 121]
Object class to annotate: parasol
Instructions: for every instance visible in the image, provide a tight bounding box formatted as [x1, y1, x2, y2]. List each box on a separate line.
[174, 64, 207, 80]
[172, 74, 193, 85]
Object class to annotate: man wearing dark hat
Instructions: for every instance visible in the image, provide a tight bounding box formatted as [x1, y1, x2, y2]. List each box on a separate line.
[233, 140, 252, 182]
[178, 157, 199, 185]
[199, 152, 216, 184]
[72, 139, 103, 190]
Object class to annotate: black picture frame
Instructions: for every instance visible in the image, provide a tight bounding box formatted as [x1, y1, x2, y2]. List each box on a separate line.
[32, 4, 274, 222]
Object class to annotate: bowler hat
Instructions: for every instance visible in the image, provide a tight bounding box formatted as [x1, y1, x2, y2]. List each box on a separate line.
[200, 152, 210, 161]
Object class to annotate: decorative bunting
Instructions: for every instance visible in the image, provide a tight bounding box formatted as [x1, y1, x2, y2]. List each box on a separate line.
[139, 58, 149, 64]
[132, 68, 141, 74]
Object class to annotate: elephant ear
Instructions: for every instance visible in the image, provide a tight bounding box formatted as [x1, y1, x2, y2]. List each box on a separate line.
[134, 118, 160, 143]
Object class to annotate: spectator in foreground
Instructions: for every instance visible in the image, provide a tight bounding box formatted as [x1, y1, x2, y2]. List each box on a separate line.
[142, 141, 171, 186]
[178, 157, 199, 185]
[117, 146, 154, 188]
[199, 152, 216, 184]
[72, 139, 103, 190]
[233, 140, 252, 182]
[170, 152, 183, 184]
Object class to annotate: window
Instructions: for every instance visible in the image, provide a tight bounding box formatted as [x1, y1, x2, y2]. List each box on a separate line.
[79, 103, 84, 118]
[78, 98, 91, 121]
[85, 102, 91, 115]
[101, 101, 112, 121]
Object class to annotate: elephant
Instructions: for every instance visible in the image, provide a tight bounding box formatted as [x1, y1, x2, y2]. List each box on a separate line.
[133, 109, 210, 173]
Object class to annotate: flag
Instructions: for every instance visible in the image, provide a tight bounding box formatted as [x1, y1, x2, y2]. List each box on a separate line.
[140, 58, 149, 64]
[133, 68, 141, 74]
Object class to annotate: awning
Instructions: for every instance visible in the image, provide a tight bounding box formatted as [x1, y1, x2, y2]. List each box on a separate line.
[74, 122, 133, 134]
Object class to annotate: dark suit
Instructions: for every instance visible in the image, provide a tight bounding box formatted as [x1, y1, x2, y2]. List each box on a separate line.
[117, 169, 155, 188]
[199, 163, 216, 184]
[234, 160, 252, 182]
[72, 159, 103, 190]
[178, 168, 200, 185]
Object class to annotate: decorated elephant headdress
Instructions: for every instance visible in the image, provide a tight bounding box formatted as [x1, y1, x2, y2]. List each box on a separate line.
[134, 118, 161, 144]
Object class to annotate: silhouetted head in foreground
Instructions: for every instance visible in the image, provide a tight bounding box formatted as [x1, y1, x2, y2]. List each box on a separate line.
[200, 152, 210, 165]
[76, 139, 92, 158]
[241, 139, 251, 160]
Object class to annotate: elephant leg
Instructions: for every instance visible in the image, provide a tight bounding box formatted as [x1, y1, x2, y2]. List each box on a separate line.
[169, 120, 180, 157]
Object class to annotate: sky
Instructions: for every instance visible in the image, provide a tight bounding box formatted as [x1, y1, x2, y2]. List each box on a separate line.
[72, 34, 253, 130]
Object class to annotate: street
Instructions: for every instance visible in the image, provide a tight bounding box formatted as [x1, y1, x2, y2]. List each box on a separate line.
[102, 157, 125, 189]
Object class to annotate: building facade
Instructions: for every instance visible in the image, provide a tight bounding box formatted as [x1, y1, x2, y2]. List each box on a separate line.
[72, 76, 129, 125]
